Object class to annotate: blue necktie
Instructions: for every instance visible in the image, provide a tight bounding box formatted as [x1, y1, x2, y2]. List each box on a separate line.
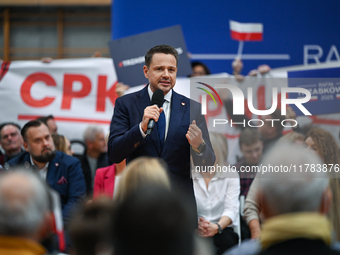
[157, 101, 166, 150]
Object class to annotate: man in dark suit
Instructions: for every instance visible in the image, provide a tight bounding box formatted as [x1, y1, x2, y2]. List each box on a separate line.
[108, 45, 215, 211]
[6, 120, 86, 226]
[78, 124, 110, 196]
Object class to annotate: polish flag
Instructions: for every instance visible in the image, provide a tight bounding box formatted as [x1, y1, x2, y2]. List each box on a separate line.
[230, 20, 263, 41]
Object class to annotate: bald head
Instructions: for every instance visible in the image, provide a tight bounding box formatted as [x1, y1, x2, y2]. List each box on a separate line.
[0, 170, 50, 239]
[258, 143, 330, 218]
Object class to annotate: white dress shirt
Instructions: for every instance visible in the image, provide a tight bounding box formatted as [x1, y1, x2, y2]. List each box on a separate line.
[30, 155, 49, 180]
[139, 85, 172, 140]
[193, 171, 240, 227]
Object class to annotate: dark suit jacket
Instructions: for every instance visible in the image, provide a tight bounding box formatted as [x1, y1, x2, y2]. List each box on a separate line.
[108, 86, 215, 197]
[77, 151, 110, 196]
[0, 149, 25, 167]
[7, 151, 86, 225]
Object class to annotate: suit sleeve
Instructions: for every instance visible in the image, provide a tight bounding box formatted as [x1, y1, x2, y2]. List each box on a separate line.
[63, 159, 86, 225]
[108, 97, 145, 163]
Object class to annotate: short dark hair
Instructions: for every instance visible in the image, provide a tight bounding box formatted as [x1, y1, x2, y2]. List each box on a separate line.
[144, 45, 178, 68]
[191, 61, 211, 75]
[113, 186, 194, 255]
[239, 128, 262, 147]
[36, 115, 54, 126]
[21, 120, 47, 142]
[70, 198, 115, 255]
[0, 122, 21, 139]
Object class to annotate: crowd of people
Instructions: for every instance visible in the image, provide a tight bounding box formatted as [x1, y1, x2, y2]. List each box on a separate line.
[0, 44, 340, 255]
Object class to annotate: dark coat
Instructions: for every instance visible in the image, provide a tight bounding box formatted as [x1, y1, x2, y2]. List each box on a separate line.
[78, 151, 110, 196]
[7, 151, 86, 225]
[108, 86, 215, 208]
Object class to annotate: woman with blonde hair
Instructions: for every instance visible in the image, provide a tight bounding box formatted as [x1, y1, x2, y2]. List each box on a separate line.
[114, 157, 171, 202]
[193, 132, 240, 255]
[52, 133, 74, 156]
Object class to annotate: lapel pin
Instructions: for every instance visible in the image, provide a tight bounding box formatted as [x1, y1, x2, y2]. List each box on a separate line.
[55, 163, 59, 167]
[181, 102, 185, 106]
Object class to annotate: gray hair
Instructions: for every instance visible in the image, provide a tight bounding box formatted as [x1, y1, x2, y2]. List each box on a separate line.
[0, 123, 20, 141]
[0, 170, 50, 237]
[259, 143, 329, 215]
[83, 124, 104, 142]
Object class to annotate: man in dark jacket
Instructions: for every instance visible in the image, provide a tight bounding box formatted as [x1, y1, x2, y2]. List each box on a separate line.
[0, 122, 24, 167]
[6, 120, 86, 226]
[78, 124, 110, 196]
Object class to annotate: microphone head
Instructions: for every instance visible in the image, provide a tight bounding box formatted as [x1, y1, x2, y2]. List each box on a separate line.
[151, 89, 164, 107]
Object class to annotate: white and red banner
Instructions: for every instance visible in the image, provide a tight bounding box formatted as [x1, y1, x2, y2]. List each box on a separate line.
[230, 20, 263, 41]
[0, 58, 189, 143]
[0, 58, 119, 141]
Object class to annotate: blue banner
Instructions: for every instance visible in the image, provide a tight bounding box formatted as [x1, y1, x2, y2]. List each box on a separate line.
[288, 68, 340, 115]
[111, 0, 340, 75]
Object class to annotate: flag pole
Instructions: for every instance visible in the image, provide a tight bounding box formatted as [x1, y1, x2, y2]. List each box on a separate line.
[237, 40, 244, 59]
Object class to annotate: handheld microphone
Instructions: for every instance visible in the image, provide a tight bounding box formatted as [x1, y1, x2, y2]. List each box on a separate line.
[146, 89, 164, 135]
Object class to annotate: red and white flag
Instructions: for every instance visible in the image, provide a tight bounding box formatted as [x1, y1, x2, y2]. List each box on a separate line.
[229, 20, 263, 41]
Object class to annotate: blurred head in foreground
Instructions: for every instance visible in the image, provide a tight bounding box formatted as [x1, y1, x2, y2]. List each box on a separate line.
[69, 197, 115, 255]
[114, 157, 171, 202]
[257, 143, 334, 253]
[258, 143, 331, 218]
[0, 170, 52, 244]
[113, 186, 194, 255]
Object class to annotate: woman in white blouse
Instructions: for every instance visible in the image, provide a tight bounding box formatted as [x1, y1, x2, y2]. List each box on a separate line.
[193, 132, 240, 255]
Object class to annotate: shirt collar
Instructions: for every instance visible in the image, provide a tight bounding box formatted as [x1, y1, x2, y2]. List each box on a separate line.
[147, 85, 172, 103]
[30, 155, 49, 171]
